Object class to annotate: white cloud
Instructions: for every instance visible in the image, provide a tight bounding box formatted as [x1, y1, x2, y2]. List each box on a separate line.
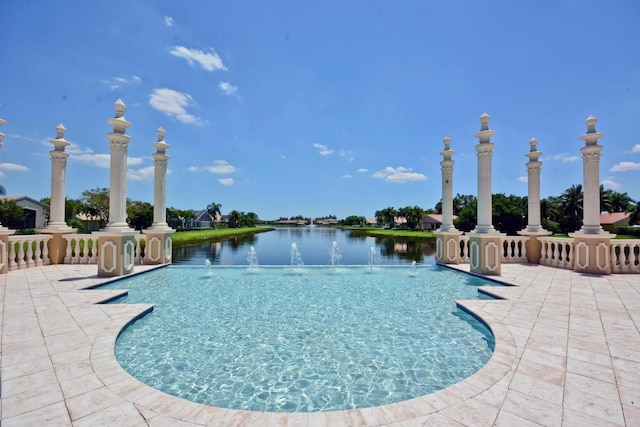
[602, 178, 621, 190]
[128, 166, 155, 181]
[517, 176, 528, 183]
[339, 149, 355, 161]
[218, 82, 238, 96]
[373, 166, 426, 183]
[72, 153, 145, 168]
[219, 178, 235, 186]
[552, 153, 579, 163]
[187, 161, 236, 174]
[313, 143, 334, 156]
[610, 161, 640, 172]
[169, 46, 227, 72]
[102, 75, 142, 91]
[149, 88, 202, 125]
[164, 16, 174, 27]
[341, 174, 353, 179]
[206, 160, 235, 174]
[357, 168, 368, 173]
[630, 144, 640, 153]
[0, 162, 29, 172]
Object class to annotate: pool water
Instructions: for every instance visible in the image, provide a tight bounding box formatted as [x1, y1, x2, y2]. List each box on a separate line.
[102, 265, 497, 412]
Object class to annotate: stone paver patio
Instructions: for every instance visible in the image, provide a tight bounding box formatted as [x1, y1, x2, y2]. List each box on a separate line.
[1, 263, 639, 426]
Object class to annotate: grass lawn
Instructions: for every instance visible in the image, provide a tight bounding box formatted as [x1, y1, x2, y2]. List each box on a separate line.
[171, 227, 274, 247]
[339, 226, 436, 239]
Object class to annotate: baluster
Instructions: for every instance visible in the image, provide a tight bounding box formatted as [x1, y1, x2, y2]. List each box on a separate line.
[64, 237, 73, 263]
[17, 241, 26, 269]
[80, 237, 90, 264]
[566, 243, 573, 268]
[33, 239, 43, 267]
[521, 239, 527, 261]
[42, 238, 50, 266]
[8, 241, 17, 270]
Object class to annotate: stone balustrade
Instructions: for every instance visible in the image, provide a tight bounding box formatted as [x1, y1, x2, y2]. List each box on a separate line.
[7, 234, 53, 271]
[539, 237, 575, 270]
[611, 240, 640, 274]
[61, 234, 147, 265]
[501, 236, 528, 263]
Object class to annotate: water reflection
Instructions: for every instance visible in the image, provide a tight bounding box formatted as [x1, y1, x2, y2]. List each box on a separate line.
[172, 227, 435, 266]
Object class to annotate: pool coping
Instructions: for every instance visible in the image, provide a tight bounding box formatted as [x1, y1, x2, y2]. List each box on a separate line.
[2, 263, 640, 425]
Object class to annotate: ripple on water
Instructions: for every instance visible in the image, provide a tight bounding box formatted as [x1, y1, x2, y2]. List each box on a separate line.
[103, 266, 497, 412]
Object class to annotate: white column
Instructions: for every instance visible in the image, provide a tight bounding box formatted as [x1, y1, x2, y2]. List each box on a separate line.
[46, 124, 73, 230]
[0, 115, 12, 232]
[523, 137, 548, 234]
[578, 115, 605, 234]
[150, 127, 171, 229]
[105, 99, 132, 230]
[439, 136, 457, 232]
[472, 112, 497, 234]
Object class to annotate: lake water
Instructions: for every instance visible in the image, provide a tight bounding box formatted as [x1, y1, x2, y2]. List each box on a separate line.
[172, 227, 436, 266]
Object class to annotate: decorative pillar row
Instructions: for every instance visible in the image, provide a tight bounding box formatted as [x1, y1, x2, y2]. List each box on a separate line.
[468, 112, 504, 276]
[96, 100, 139, 277]
[42, 124, 75, 264]
[435, 136, 462, 265]
[518, 137, 550, 264]
[143, 127, 175, 265]
[570, 115, 614, 274]
[0, 113, 15, 274]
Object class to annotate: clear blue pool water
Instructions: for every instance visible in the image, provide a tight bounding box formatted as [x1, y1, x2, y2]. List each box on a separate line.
[102, 264, 498, 412]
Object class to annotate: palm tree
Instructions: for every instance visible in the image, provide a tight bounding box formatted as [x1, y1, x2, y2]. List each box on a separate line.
[610, 191, 635, 213]
[377, 207, 397, 228]
[600, 185, 613, 214]
[560, 184, 583, 232]
[207, 202, 222, 224]
[228, 210, 242, 228]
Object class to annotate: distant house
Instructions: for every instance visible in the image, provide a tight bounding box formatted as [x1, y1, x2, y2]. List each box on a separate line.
[186, 210, 215, 229]
[315, 218, 338, 226]
[3, 196, 48, 229]
[365, 218, 377, 226]
[600, 212, 632, 232]
[420, 214, 458, 231]
[75, 212, 104, 232]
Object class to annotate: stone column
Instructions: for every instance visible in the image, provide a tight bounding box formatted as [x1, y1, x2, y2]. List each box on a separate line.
[41, 124, 76, 264]
[518, 137, 551, 264]
[0, 114, 16, 274]
[570, 115, 614, 274]
[143, 127, 175, 265]
[96, 99, 139, 277]
[435, 136, 463, 264]
[468, 113, 504, 275]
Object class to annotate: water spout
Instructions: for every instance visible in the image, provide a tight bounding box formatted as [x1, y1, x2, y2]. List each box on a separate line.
[410, 260, 417, 276]
[247, 246, 259, 270]
[205, 259, 211, 275]
[290, 243, 304, 268]
[367, 247, 379, 270]
[329, 241, 342, 267]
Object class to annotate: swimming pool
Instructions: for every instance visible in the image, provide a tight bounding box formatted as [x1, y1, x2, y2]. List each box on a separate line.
[101, 265, 498, 412]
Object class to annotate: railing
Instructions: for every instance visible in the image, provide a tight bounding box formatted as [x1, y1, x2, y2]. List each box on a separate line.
[63, 234, 147, 265]
[63, 234, 100, 264]
[459, 236, 470, 263]
[502, 236, 528, 263]
[610, 240, 640, 274]
[539, 237, 575, 270]
[7, 235, 53, 271]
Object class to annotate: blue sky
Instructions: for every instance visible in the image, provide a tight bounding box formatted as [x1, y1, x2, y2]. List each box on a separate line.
[1, 1, 639, 221]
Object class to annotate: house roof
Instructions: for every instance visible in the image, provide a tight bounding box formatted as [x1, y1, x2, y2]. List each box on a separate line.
[600, 212, 631, 225]
[3, 195, 49, 209]
[421, 214, 458, 223]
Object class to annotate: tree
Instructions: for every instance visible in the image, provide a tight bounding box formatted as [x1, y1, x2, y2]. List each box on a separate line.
[228, 210, 242, 228]
[127, 201, 154, 230]
[0, 199, 24, 228]
[207, 202, 222, 223]
[242, 212, 259, 227]
[342, 215, 365, 226]
[559, 184, 583, 233]
[80, 187, 110, 227]
[492, 194, 527, 235]
[610, 191, 635, 213]
[375, 207, 397, 228]
[454, 198, 478, 232]
[600, 185, 613, 214]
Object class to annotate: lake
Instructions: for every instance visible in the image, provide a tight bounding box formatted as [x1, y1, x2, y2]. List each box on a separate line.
[172, 227, 436, 266]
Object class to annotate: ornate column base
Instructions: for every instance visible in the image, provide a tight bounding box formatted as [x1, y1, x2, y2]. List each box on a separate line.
[95, 229, 139, 277]
[435, 230, 464, 265]
[518, 229, 552, 264]
[569, 231, 615, 275]
[142, 227, 175, 265]
[467, 232, 505, 276]
[0, 227, 16, 274]
[41, 225, 76, 265]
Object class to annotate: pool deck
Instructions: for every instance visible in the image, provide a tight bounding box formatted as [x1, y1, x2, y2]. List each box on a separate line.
[1, 263, 639, 426]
